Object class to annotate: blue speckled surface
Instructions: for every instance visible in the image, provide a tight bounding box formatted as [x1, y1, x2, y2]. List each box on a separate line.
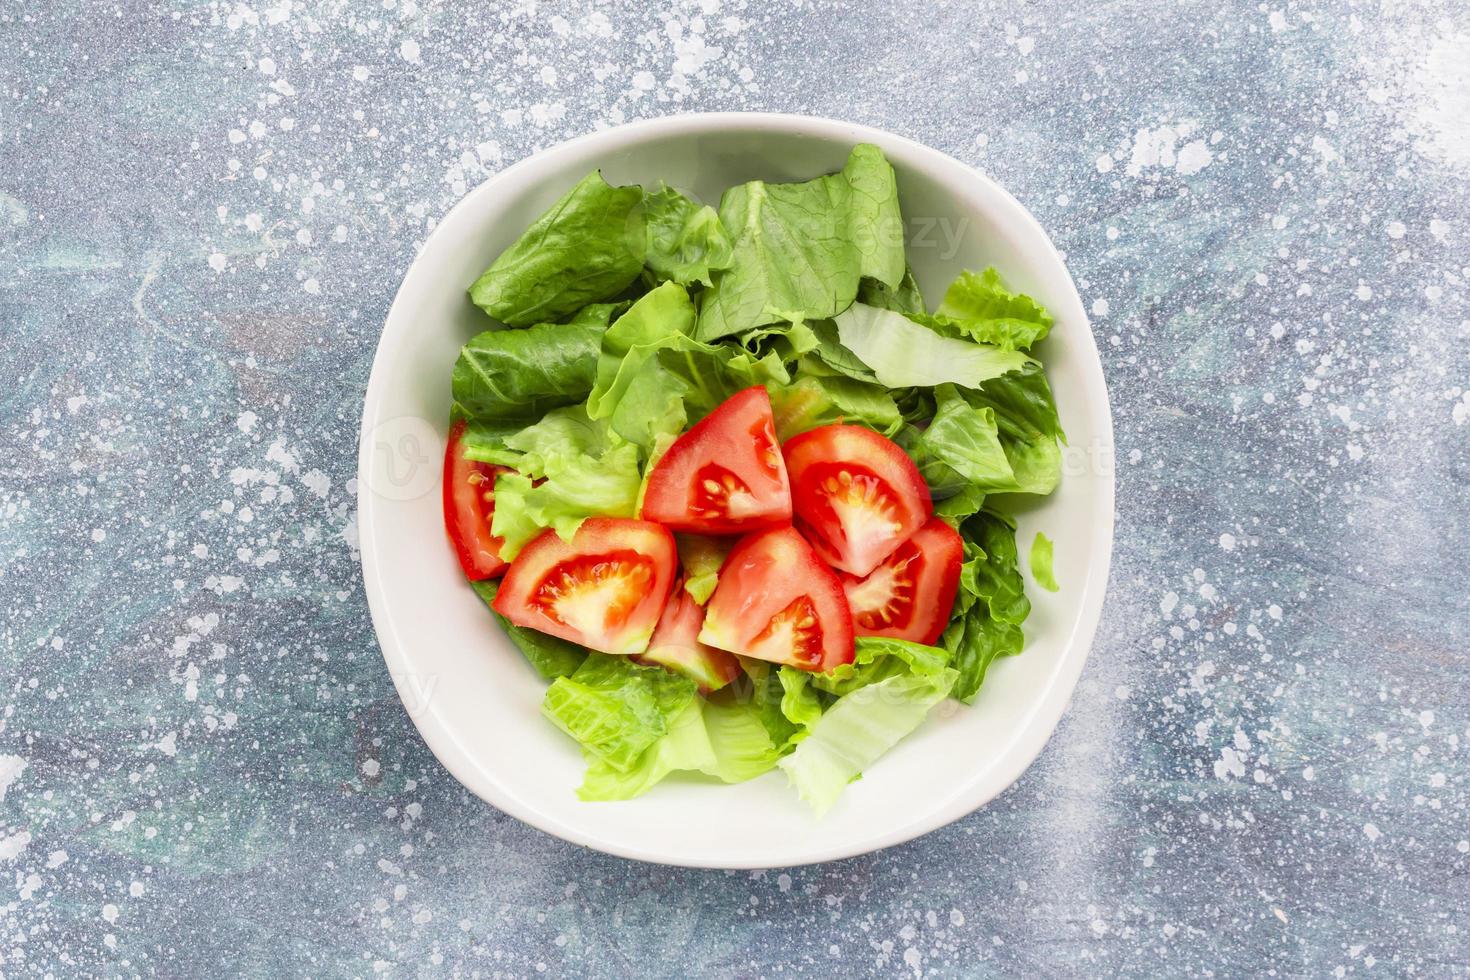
[3, 1, 1469, 974]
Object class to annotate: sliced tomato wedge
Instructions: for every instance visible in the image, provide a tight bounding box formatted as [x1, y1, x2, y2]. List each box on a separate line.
[698, 526, 854, 672]
[783, 424, 932, 577]
[443, 419, 508, 580]
[492, 518, 676, 655]
[640, 386, 792, 534]
[634, 580, 741, 692]
[841, 517, 963, 646]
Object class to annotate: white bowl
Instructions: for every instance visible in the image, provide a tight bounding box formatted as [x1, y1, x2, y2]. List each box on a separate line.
[358, 113, 1114, 868]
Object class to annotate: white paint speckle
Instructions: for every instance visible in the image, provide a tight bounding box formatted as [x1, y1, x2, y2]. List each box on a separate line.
[400, 39, 421, 63]
[1175, 139, 1213, 175]
[0, 829, 32, 861]
[302, 469, 331, 498]
[0, 755, 26, 801]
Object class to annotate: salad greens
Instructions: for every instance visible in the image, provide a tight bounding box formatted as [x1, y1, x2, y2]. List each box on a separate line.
[1030, 532, 1059, 592]
[452, 145, 1065, 811]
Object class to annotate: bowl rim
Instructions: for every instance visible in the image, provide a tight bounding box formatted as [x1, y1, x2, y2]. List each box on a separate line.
[358, 111, 1115, 868]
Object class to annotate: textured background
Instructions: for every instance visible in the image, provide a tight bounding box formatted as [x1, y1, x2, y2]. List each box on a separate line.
[3, 0, 1469, 975]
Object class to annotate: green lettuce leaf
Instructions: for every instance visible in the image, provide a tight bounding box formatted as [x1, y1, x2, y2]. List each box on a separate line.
[586, 282, 700, 449]
[676, 534, 732, 605]
[934, 268, 1053, 350]
[769, 374, 903, 439]
[696, 144, 905, 341]
[469, 580, 588, 680]
[858, 266, 924, 314]
[576, 697, 780, 801]
[451, 304, 621, 422]
[642, 185, 734, 287]
[777, 668, 957, 815]
[842, 144, 907, 288]
[968, 363, 1065, 496]
[834, 303, 1033, 389]
[942, 512, 1031, 701]
[490, 439, 642, 559]
[802, 319, 881, 383]
[739, 319, 822, 363]
[702, 700, 783, 782]
[778, 667, 825, 745]
[542, 654, 698, 774]
[737, 658, 797, 749]
[614, 340, 792, 449]
[896, 383, 1029, 519]
[469, 171, 645, 326]
[1030, 532, 1059, 592]
[812, 637, 952, 697]
[586, 282, 798, 452]
[465, 403, 613, 470]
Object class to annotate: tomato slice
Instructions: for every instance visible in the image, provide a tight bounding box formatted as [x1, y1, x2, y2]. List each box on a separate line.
[840, 517, 963, 646]
[640, 386, 792, 534]
[492, 518, 676, 655]
[633, 580, 741, 692]
[443, 419, 509, 580]
[698, 526, 854, 672]
[783, 424, 932, 577]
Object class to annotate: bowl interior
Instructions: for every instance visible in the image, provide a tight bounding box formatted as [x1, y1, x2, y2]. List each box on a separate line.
[359, 115, 1113, 867]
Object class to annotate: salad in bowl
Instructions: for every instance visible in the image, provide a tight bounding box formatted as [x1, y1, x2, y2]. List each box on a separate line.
[441, 144, 1065, 815]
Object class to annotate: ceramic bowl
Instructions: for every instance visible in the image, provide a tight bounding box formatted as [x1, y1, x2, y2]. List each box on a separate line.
[358, 113, 1114, 868]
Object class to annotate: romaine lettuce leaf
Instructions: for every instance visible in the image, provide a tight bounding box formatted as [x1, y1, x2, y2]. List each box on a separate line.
[465, 403, 613, 470]
[739, 319, 821, 363]
[469, 171, 645, 326]
[896, 384, 1025, 518]
[542, 654, 698, 774]
[778, 667, 824, 745]
[469, 580, 588, 680]
[490, 439, 642, 559]
[802, 319, 881, 384]
[777, 668, 957, 815]
[842, 144, 907, 289]
[701, 700, 783, 782]
[858, 266, 925, 314]
[696, 145, 905, 341]
[934, 268, 1053, 350]
[769, 375, 902, 439]
[834, 303, 1033, 389]
[586, 282, 700, 449]
[452, 304, 621, 422]
[811, 636, 952, 697]
[642, 185, 734, 287]
[942, 512, 1031, 701]
[606, 341, 793, 454]
[968, 363, 1065, 497]
[1030, 532, 1059, 592]
[586, 282, 798, 452]
[676, 534, 731, 605]
[575, 698, 780, 800]
[737, 658, 798, 748]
